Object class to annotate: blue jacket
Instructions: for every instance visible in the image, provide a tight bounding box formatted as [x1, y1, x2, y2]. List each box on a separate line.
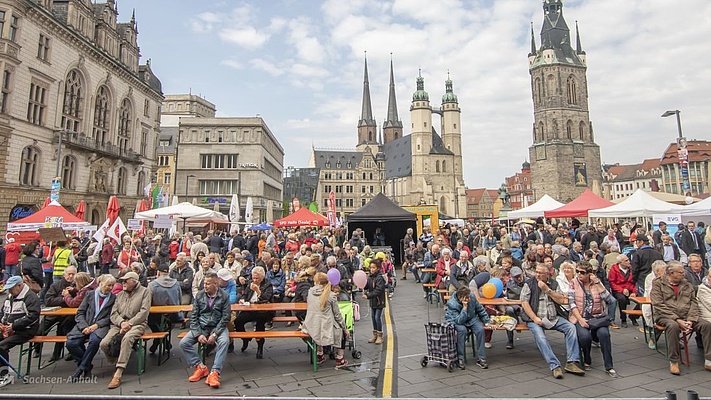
[445, 294, 489, 327]
[266, 268, 286, 295]
[220, 279, 238, 304]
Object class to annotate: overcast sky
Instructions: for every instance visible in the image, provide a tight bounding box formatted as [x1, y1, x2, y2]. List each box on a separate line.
[120, 0, 711, 189]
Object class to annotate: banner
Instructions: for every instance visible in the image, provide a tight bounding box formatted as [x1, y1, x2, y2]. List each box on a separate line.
[292, 197, 300, 212]
[328, 191, 336, 228]
[574, 162, 588, 187]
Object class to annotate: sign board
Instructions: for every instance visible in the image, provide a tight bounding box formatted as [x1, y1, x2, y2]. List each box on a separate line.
[38, 227, 69, 243]
[652, 214, 682, 243]
[153, 214, 174, 229]
[126, 219, 142, 231]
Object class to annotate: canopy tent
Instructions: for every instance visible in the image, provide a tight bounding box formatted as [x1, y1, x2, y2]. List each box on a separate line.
[134, 202, 227, 221]
[507, 194, 564, 219]
[544, 189, 615, 218]
[641, 191, 702, 205]
[7, 201, 90, 232]
[273, 207, 329, 228]
[678, 196, 711, 217]
[347, 193, 417, 265]
[589, 189, 686, 218]
[251, 222, 274, 230]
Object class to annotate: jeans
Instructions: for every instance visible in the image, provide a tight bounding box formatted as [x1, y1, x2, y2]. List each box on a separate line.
[636, 283, 645, 296]
[3, 264, 17, 281]
[606, 296, 618, 323]
[371, 308, 383, 331]
[454, 319, 485, 362]
[527, 317, 580, 370]
[180, 330, 230, 373]
[421, 272, 431, 294]
[575, 323, 613, 371]
[66, 332, 102, 373]
[409, 266, 421, 282]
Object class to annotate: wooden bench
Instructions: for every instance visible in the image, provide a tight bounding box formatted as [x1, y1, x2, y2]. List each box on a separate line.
[464, 323, 529, 362]
[654, 323, 692, 366]
[19, 332, 169, 376]
[177, 330, 317, 372]
[272, 316, 299, 323]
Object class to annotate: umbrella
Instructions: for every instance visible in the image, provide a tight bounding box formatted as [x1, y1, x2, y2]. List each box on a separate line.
[75, 200, 86, 220]
[106, 195, 120, 225]
[41, 197, 51, 209]
[245, 197, 254, 226]
[135, 199, 149, 235]
[172, 195, 179, 206]
[229, 194, 240, 233]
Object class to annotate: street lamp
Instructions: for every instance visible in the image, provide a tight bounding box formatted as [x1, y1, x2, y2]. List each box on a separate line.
[661, 110, 690, 196]
[185, 174, 196, 201]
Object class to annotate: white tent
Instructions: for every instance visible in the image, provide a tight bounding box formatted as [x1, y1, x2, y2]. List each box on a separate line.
[134, 202, 227, 221]
[588, 189, 685, 218]
[678, 196, 711, 217]
[507, 194, 564, 219]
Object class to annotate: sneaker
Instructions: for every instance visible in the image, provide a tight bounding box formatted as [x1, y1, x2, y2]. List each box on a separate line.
[317, 354, 326, 365]
[607, 369, 619, 378]
[648, 339, 657, 349]
[335, 358, 348, 368]
[592, 340, 600, 348]
[552, 367, 564, 379]
[621, 321, 628, 328]
[609, 322, 620, 329]
[423, 293, 428, 299]
[205, 370, 220, 388]
[631, 319, 639, 327]
[564, 361, 585, 376]
[457, 360, 466, 370]
[583, 363, 592, 371]
[0, 375, 12, 388]
[476, 358, 489, 369]
[670, 362, 680, 375]
[265, 322, 273, 331]
[484, 342, 492, 349]
[188, 364, 209, 382]
[505, 341, 514, 350]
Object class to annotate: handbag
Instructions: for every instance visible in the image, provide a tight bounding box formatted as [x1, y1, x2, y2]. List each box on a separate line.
[587, 316, 610, 330]
[107, 332, 125, 358]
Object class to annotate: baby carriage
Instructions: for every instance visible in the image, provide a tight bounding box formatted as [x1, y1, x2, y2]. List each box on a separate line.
[338, 300, 361, 359]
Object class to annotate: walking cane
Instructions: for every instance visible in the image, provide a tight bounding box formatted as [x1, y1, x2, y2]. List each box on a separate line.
[0, 352, 29, 385]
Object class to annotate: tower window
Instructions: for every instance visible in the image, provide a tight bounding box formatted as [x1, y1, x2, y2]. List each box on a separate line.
[567, 76, 578, 105]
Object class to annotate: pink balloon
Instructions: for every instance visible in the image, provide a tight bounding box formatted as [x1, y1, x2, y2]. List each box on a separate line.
[353, 270, 368, 289]
[327, 268, 341, 286]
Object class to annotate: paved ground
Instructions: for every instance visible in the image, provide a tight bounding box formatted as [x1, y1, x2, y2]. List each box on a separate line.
[2, 277, 711, 398]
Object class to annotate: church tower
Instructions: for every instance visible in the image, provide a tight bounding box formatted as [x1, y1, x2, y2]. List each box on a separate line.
[441, 73, 462, 177]
[528, 0, 602, 202]
[357, 55, 378, 148]
[409, 71, 433, 202]
[383, 58, 403, 144]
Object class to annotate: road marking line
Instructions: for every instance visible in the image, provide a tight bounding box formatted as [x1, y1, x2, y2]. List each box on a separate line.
[381, 297, 395, 398]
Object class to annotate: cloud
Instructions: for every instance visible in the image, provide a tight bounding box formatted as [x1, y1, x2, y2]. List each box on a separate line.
[190, 12, 223, 33]
[219, 27, 269, 49]
[249, 58, 284, 77]
[220, 59, 242, 69]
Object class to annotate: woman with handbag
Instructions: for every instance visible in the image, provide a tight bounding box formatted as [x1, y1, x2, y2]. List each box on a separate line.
[568, 261, 618, 378]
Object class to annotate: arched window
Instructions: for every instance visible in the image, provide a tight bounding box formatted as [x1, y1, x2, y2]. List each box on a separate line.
[394, 132, 399, 139]
[20, 146, 40, 186]
[535, 77, 542, 104]
[435, 160, 440, 172]
[442, 160, 447, 173]
[566, 75, 577, 105]
[61, 155, 76, 189]
[579, 121, 586, 141]
[117, 167, 127, 195]
[368, 131, 373, 142]
[566, 120, 573, 139]
[118, 98, 132, 154]
[547, 74, 556, 96]
[538, 121, 545, 142]
[62, 69, 83, 132]
[439, 196, 447, 215]
[136, 170, 145, 197]
[93, 85, 110, 145]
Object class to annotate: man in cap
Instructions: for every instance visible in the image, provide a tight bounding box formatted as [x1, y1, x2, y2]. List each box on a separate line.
[147, 263, 181, 354]
[0, 276, 40, 386]
[100, 271, 151, 389]
[631, 234, 663, 296]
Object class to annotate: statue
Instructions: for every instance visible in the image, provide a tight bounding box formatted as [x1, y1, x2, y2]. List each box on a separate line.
[498, 183, 511, 208]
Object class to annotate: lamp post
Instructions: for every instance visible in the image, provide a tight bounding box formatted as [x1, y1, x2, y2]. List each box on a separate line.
[661, 110, 690, 196]
[185, 174, 195, 201]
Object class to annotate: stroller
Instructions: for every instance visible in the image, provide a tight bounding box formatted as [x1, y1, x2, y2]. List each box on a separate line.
[338, 300, 361, 359]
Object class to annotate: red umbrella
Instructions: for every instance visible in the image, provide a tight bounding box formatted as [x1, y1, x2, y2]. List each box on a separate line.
[75, 200, 86, 220]
[106, 195, 120, 225]
[41, 197, 51, 209]
[136, 199, 149, 235]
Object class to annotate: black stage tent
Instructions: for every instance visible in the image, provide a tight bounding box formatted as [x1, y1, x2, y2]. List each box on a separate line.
[347, 193, 417, 265]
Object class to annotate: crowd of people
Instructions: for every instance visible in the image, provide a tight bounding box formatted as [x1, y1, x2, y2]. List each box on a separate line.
[401, 219, 711, 378]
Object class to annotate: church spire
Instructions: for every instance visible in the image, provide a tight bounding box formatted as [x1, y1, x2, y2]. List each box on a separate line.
[383, 54, 403, 144]
[575, 21, 585, 55]
[442, 70, 458, 104]
[357, 53, 377, 146]
[529, 22, 537, 57]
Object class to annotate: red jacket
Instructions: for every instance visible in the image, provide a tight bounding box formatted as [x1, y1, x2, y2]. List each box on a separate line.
[169, 240, 180, 259]
[285, 240, 300, 255]
[435, 256, 456, 287]
[608, 263, 637, 295]
[4, 242, 21, 265]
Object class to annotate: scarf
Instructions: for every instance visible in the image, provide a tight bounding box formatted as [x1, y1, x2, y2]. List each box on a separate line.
[94, 289, 110, 317]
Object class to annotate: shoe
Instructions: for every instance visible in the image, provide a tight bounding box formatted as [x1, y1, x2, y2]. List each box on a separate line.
[70, 370, 83, 382]
[401, 277, 407, 280]
[368, 330, 378, 344]
[256, 349, 263, 359]
[286, 321, 293, 327]
[228, 341, 234, 353]
[505, 341, 514, 350]
[552, 367, 564, 379]
[375, 331, 383, 345]
[415, 280, 421, 283]
[149, 342, 159, 354]
[265, 322, 273, 331]
[631, 319, 639, 327]
[33, 352, 40, 359]
[317, 354, 326, 364]
[592, 340, 600, 348]
[423, 293, 428, 299]
[583, 363, 592, 371]
[609, 322, 620, 329]
[621, 321, 628, 328]
[648, 339, 657, 350]
[205, 370, 220, 388]
[335, 358, 348, 367]
[0, 375, 12, 388]
[476, 358, 489, 369]
[457, 360, 466, 370]
[64, 354, 74, 362]
[564, 362, 585, 376]
[256, 341, 264, 359]
[484, 342, 492, 349]
[241, 339, 249, 352]
[188, 364, 209, 382]
[704, 363, 711, 372]
[607, 369, 619, 378]
[669, 362, 680, 375]
[48, 354, 62, 363]
[107, 376, 121, 389]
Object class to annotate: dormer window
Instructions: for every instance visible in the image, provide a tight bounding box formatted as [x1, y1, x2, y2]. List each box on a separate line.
[325, 161, 331, 168]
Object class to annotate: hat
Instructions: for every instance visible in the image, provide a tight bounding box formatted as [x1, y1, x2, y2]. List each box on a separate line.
[375, 252, 386, 260]
[118, 271, 140, 281]
[636, 234, 650, 243]
[153, 234, 162, 241]
[2, 276, 23, 291]
[409, 241, 415, 246]
[510, 267, 523, 277]
[217, 269, 233, 281]
[157, 263, 169, 273]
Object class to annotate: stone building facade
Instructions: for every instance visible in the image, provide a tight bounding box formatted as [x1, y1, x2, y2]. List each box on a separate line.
[465, 188, 501, 222]
[602, 159, 662, 201]
[0, 0, 162, 230]
[505, 161, 534, 210]
[175, 117, 284, 222]
[528, 0, 602, 203]
[660, 140, 711, 196]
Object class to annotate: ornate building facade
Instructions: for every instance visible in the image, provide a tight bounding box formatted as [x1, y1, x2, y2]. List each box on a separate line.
[528, 0, 602, 203]
[0, 0, 163, 229]
[505, 161, 534, 210]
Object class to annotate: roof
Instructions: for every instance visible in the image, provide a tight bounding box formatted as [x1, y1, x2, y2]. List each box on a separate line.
[544, 189, 615, 218]
[530, 0, 585, 68]
[158, 127, 177, 154]
[466, 189, 498, 205]
[661, 140, 711, 165]
[382, 135, 412, 179]
[605, 159, 662, 182]
[139, 63, 162, 94]
[430, 128, 454, 155]
[348, 193, 416, 222]
[312, 150, 363, 170]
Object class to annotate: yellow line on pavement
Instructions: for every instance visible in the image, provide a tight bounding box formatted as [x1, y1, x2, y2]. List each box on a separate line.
[381, 297, 394, 398]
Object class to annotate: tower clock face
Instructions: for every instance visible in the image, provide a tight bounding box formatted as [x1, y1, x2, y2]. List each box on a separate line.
[535, 145, 546, 160]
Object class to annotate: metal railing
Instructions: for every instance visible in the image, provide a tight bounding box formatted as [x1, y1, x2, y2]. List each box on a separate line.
[56, 131, 142, 163]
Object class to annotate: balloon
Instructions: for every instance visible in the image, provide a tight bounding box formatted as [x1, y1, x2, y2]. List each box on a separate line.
[489, 277, 504, 298]
[481, 283, 497, 299]
[353, 270, 368, 289]
[327, 268, 341, 286]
